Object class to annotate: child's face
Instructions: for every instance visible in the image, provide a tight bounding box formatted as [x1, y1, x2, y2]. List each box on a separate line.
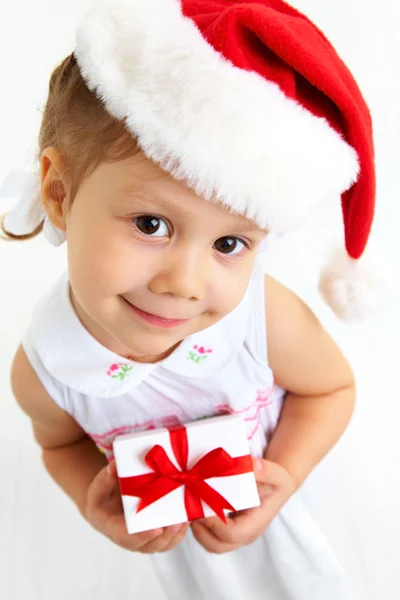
[65, 153, 267, 362]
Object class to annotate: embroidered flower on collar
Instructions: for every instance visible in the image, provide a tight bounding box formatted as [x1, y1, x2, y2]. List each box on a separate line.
[106, 362, 133, 381]
[186, 344, 213, 364]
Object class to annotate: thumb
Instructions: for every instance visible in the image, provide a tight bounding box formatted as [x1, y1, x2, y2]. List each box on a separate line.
[88, 460, 120, 505]
[252, 457, 282, 488]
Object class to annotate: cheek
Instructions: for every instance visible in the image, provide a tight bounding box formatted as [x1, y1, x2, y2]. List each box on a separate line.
[66, 219, 155, 298]
[211, 265, 254, 315]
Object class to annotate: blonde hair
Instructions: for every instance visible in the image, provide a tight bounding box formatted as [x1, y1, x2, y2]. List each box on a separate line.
[0, 53, 139, 241]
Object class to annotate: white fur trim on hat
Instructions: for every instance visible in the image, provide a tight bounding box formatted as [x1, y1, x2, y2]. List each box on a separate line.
[75, 0, 359, 232]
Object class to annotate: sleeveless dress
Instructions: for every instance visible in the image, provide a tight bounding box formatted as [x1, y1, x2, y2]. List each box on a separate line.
[22, 257, 353, 600]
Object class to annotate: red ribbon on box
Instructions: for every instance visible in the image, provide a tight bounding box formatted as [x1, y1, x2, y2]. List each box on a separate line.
[118, 425, 254, 523]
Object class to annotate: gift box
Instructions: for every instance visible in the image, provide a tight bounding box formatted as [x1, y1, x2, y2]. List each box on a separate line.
[113, 415, 261, 534]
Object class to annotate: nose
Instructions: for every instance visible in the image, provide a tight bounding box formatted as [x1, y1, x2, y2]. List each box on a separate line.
[148, 246, 208, 301]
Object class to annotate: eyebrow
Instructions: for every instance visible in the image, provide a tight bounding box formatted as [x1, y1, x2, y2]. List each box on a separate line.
[117, 183, 266, 234]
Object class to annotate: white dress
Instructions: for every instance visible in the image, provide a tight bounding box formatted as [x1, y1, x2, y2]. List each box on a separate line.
[22, 257, 352, 600]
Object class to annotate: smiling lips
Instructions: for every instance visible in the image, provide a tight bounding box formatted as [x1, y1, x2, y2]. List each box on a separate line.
[122, 297, 191, 329]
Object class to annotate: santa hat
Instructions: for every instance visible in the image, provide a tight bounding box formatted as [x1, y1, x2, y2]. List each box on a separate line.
[1, 0, 385, 320]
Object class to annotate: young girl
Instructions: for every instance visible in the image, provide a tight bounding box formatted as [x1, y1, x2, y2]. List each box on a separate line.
[1, 1, 379, 598]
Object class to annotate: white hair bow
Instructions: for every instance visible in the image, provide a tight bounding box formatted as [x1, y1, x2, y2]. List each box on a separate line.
[0, 169, 66, 246]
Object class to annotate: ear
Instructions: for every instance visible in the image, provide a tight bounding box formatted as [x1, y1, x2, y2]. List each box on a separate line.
[40, 147, 68, 232]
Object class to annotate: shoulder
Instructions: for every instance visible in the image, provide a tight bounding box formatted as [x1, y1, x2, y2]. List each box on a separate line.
[11, 344, 85, 449]
[264, 274, 312, 325]
[264, 275, 320, 348]
[263, 275, 354, 394]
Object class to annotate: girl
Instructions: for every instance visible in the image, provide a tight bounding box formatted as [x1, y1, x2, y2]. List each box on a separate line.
[1, 1, 378, 598]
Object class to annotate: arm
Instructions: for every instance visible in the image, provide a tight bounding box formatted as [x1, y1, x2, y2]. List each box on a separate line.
[11, 345, 188, 552]
[192, 275, 355, 553]
[264, 275, 356, 487]
[11, 344, 107, 517]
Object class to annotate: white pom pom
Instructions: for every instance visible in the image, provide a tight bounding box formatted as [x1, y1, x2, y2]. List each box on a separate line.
[319, 246, 397, 322]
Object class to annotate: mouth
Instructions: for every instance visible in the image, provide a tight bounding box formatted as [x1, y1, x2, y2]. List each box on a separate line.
[121, 297, 191, 329]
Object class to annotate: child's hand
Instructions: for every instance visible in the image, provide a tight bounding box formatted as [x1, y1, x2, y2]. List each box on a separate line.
[191, 457, 296, 554]
[85, 460, 189, 553]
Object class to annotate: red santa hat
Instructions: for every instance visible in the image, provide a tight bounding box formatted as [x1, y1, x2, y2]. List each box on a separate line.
[1, 0, 384, 321]
[74, 0, 382, 322]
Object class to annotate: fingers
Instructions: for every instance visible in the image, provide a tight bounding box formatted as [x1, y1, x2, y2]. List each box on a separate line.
[161, 523, 190, 553]
[192, 493, 282, 552]
[109, 521, 177, 552]
[223, 504, 274, 542]
[87, 461, 189, 554]
[192, 514, 252, 548]
[252, 457, 284, 487]
[106, 515, 187, 553]
[140, 524, 189, 554]
[144, 523, 190, 554]
[189, 458, 283, 554]
[96, 458, 290, 555]
[252, 458, 297, 495]
[87, 460, 119, 509]
[191, 520, 237, 554]
[194, 515, 246, 548]
[110, 521, 165, 551]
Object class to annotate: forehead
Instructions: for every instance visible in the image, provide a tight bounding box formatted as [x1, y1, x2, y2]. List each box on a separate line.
[107, 155, 266, 233]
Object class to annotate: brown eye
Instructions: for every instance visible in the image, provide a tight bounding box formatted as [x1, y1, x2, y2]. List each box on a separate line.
[214, 237, 247, 255]
[134, 216, 169, 237]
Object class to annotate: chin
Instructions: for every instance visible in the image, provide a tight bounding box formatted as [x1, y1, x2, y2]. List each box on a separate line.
[116, 330, 182, 360]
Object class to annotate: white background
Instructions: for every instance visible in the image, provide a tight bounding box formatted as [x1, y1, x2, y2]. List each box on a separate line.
[0, 1, 399, 599]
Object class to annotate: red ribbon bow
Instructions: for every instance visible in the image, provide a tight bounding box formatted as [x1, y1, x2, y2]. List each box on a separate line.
[118, 426, 253, 523]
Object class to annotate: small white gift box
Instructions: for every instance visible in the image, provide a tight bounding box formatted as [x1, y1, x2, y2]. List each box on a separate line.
[113, 415, 261, 534]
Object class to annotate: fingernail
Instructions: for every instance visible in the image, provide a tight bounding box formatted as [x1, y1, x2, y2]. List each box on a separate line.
[152, 528, 163, 537]
[170, 524, 182, 533]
